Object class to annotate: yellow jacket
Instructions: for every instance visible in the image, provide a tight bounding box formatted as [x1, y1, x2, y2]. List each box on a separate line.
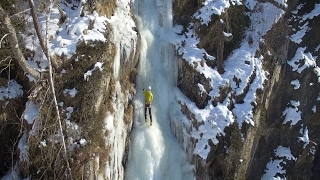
[143, 90, 153, 103]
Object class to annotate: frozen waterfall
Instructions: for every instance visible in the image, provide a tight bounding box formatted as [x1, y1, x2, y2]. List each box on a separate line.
[124, 0, 195, 179]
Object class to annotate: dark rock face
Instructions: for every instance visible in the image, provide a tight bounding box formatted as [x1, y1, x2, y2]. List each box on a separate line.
[178, 58, 212, 109]
[246, 1, 320, 179]
[173, 0, 320, 179]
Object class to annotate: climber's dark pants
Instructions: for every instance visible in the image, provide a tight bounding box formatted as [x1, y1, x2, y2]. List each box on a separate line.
[145, 103, 152, 122]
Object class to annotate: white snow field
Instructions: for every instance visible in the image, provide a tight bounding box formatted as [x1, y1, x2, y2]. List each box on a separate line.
[124, 0, 195, 179]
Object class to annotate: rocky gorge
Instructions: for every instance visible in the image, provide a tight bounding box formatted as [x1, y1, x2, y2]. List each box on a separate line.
[0, 0, 319, 179]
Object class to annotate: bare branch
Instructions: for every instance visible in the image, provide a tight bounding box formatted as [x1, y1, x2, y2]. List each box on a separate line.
[28, 0, 59, 69]
[0, 57, 11, 73]
[0, 5, 41, 79]
[0, 33, 10, 48]
[10, 8, 31, 17]
[45, 2, 73, 179]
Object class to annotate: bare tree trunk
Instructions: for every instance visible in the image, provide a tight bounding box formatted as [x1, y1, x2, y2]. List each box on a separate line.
[28, 0, 59, 69]
[0, 6, 41, 79]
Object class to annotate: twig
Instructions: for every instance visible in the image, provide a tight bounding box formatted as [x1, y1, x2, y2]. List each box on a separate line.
[10, 8, 31, 17]
[0, 33, 10, 48]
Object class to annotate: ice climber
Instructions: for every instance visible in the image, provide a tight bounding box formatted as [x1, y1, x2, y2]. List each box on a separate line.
[143, 86, 153, 126]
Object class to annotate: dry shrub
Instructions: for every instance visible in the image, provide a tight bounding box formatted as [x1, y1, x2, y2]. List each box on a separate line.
[22, 83, 69, 179]
[95, 1, 116, 18]
[124, 104, 133, 125]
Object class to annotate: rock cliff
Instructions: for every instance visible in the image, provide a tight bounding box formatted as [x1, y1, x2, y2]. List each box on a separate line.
[172, 0, 320, 179]
[0, 0, 139, 179]
[1, 0, 320, 179]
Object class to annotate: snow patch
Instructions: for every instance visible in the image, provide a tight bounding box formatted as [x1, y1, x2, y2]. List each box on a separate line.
[63, 88, 78, 98]
[290, 22, 309, 43]
[84, 62, 104, 81]
[282, 100, 301, 127]
[0, 80, 23, 101]
[290, 79, 300, 90]
[262, 146, 296, 180]
[299, 126, 310, 148]
[287, 47, 317, 73]
[302, 3, 320, 21]
[24, 101, 39, 124]
[194, 0, 232, 24]
[18, 132, 29, 163]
